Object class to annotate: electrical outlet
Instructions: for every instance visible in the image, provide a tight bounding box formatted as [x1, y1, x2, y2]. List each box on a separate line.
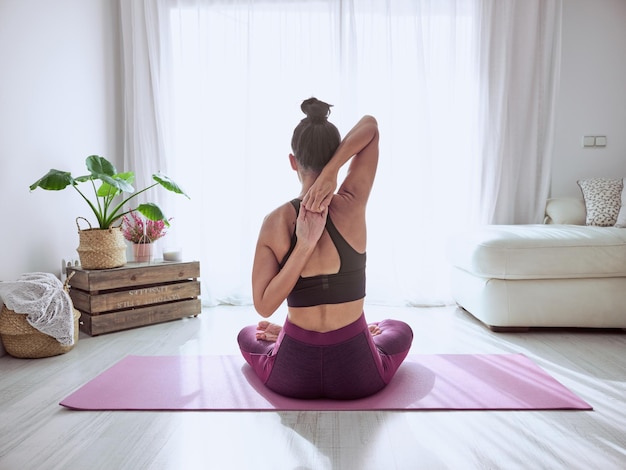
[583, 136, 595, 147]
[61, 258, 80, 280]
[582, 135, 607, 148]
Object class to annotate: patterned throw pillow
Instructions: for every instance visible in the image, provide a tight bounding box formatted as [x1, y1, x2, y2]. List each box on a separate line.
[577, 178, 624, 226]
[615, 178, 626, 228]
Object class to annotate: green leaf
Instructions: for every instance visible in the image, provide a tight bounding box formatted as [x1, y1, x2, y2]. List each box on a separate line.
[136, 203, 169, 225]
[74, 174, 94, 183]
[153, 174, 190, 198]
[116, 172, 136, 185]
[29, 170, 74, 191]
[86, 155, 116, 176]
[96, 172, 135, 197]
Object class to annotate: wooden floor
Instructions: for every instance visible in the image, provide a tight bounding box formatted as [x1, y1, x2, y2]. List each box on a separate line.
[0, 304, 624, 470]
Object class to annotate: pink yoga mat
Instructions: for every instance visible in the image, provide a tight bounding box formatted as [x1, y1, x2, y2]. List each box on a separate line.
[59, 354, 591, 411]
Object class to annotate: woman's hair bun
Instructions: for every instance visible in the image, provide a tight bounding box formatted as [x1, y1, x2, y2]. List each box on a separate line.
[301, 97, 333, 123]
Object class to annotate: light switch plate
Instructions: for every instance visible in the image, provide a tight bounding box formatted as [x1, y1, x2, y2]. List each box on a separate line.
[595, 136, 607, 147]
[583, 136, 595, 147]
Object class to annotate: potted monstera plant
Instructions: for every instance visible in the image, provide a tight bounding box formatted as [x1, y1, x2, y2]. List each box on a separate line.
[30, 155, 188, 269]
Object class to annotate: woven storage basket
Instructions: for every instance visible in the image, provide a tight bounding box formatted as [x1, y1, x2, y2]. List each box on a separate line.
[76, 217, 127, 270]
[0, 305, 80, 359]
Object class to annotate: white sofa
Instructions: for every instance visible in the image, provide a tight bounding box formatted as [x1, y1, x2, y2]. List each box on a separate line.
[449, 197, 626, 331]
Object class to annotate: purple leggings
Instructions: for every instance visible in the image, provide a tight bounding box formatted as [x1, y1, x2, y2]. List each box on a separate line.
[237, 313, 413, 399]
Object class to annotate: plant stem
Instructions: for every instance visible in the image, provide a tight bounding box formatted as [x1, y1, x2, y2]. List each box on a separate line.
[73, 184, 104, 227]
[107, 182, 160, 226]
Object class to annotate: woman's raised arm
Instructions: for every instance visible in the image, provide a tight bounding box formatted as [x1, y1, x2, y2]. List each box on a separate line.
[302, 115, 379, 212]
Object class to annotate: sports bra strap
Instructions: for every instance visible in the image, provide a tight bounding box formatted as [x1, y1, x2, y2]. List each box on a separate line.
[282, 199, 364, 272]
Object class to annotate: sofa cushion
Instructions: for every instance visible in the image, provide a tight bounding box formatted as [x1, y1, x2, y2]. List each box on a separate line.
[449, 224, 626, 279]
[544, 198, 586, 225]
[577, 177, 623, 226]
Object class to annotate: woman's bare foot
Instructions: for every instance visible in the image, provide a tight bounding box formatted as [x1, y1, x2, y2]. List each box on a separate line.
[368, 324, 381, 336]
[256, 321, 282, 342]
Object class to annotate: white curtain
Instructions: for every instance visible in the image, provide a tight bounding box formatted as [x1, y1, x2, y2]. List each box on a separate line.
[119, 0, 562, 307]
[120, 0, 173, 205]
[474, 1, 562, 224]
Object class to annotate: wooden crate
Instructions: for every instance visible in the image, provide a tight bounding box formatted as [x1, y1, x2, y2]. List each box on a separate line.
[66, 261, 201, 336]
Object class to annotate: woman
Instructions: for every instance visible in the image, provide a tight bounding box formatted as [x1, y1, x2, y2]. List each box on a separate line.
[238, 98, 413, 399]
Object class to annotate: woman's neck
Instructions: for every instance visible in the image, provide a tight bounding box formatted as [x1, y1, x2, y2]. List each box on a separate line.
[297, 171, 319, 199]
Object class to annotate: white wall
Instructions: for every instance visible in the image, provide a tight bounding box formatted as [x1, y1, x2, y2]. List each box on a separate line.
[0, 0, 122, 281]
[551, 0, 626, 197]
[0, 0, 624, 275]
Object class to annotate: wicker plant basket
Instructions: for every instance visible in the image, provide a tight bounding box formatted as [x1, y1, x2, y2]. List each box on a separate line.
[0, 305, 80, 359]
[76, 217, 127, 270]
[0, 273, 81, 359]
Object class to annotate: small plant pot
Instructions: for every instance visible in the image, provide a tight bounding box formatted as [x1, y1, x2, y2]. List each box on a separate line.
[76, 218, 127, 269]
[133, 243, 154, 263]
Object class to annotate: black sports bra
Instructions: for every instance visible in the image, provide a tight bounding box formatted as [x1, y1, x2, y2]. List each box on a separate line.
[280, 199, 366, 307]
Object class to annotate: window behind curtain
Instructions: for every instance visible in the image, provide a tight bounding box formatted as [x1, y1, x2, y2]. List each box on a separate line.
[164, 0, 479, 306]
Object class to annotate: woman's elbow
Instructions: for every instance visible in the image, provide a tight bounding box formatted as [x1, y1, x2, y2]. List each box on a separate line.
[362, 115, 378, 128]
[253, 299, 276, 318]
[256, 308, 274, 319]
[359, 115, 379, 139]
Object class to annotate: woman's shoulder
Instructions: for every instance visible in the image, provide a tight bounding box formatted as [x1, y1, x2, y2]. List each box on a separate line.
[261, 200, 298, 233]
[257, 201, 298, 262]
[267, 199, 298, 218]
[328, 194, 367, 252]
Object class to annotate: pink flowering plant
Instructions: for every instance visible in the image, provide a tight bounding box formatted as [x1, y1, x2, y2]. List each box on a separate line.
[122, 211, 170, 244]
